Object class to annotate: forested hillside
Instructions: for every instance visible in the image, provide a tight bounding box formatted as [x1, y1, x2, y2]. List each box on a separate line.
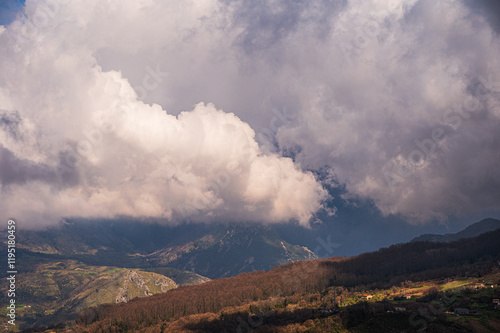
[71, 229, 500, 332]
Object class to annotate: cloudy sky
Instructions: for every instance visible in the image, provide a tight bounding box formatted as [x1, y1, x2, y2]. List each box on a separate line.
[0, 0, 499, 239]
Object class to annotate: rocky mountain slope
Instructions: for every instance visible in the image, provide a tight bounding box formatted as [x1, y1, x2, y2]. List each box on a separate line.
[145, 267, 211, 286]
[146, 224, 317, 278]
[4, 219, 317, 278]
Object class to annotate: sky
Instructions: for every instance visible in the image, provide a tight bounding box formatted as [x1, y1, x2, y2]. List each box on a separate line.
[0, 0, 24, 26]
[0, 0, 499, 248]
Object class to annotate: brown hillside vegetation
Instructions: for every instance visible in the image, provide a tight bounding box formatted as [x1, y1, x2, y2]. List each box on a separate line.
[72, 229, 500, 332]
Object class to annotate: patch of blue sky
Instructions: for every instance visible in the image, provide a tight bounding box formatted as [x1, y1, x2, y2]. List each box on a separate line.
[0, 0, 25, 26]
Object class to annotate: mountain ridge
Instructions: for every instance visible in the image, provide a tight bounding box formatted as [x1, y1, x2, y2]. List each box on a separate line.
[145, 224, 317, 278]
[411, 217, 500, 243]
[75, 228, 500, 332]
[2, 219, 317, 279]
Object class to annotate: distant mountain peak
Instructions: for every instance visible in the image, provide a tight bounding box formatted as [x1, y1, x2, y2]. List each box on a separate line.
[147, 223, 317, 278]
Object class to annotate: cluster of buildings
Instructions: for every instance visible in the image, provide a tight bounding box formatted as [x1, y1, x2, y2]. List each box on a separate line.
[453, 299, 499, 315]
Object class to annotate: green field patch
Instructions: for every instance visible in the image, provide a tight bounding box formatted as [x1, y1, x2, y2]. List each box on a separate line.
[440, 280, 470, 290]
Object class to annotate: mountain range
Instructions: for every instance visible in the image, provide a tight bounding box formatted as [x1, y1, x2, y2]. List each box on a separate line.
[2, 217, 500, 331]
[411, 218, 500, 243]
[74, 227, 500, 332]
[0, 219, 316, 330]
[9, 219, 316, 279]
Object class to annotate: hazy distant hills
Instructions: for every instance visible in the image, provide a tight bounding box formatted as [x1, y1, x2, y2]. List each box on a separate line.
[411, 218, 500, 243]
[8, 219, 317, 279]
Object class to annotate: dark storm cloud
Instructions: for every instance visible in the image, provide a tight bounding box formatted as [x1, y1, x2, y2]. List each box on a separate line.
[464, 0, 500, 32]
[0, 145, 58, 186]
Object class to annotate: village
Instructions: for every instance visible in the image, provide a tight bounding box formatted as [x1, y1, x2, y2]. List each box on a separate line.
[312, 274, 500, 321]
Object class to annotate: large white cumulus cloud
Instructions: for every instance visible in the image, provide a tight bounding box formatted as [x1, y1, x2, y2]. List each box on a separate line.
[0, 0, 327, 227]
[1, 0, 499, 226]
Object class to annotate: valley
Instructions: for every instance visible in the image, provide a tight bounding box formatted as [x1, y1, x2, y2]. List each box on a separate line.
[0, 220, 316, 331]
[1, 219, 499, 332]
[37, 227, 500, 332]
